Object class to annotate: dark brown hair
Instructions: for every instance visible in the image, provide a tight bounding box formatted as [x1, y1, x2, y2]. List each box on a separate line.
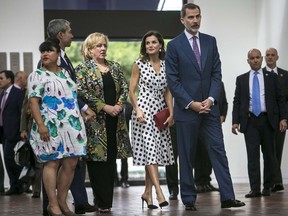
[139, 30, 166, 61]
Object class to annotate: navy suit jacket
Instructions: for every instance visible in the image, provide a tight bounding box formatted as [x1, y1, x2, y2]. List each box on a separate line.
[232, 70, 287, 133]
[165, 32, 222, 121]
[263, 67, 288, 114]
[60, 56, 85, 109]
[0, 86, 25, 141]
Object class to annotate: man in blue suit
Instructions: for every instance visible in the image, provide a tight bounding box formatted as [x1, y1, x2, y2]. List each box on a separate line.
[40, 19, 97, 215]
[0, 70, 25, 195]
[165, 3, 245, 211]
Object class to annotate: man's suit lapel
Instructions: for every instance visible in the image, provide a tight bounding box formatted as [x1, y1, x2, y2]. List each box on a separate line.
[60, 56, 76, 81]
[199, 33, 207, 72]
[3, 86, 15, 110]
[179, 33, 201, 73]
[243, 72, 250, 103]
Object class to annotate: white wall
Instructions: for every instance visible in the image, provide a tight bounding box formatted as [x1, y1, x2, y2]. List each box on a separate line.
[0, 0, 44, 71]
[0, 0, 44, 187]
[194, 0, 288, 183]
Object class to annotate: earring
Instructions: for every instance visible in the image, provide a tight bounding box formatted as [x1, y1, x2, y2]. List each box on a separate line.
[159, 48, 162, 53]
[57, 56, 61, 66]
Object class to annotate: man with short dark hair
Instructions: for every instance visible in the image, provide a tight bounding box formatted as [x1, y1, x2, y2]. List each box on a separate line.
[165, 3, 245, 211]
[0, 70, 25, 195]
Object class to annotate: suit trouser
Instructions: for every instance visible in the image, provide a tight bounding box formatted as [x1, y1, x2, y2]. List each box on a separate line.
[3, 139, 22, 190]
[244, 115, 275, 191]
[0, 147, 4, 191]
[42, 160, 89, 211]
[176, 114, 235, 204]
[120, 158, 128, 182]
[165, 124, 179, 195]
[194, 133, 212, 186]
[273, 130, 286, 184]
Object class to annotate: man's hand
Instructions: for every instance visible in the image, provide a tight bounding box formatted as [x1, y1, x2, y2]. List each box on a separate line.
[20, 130, 28, 140]
[279, 119, 287, 132]
[84, 107, 96, 122]
[232, 124, 240, 135]
[190, 100, 211, 114]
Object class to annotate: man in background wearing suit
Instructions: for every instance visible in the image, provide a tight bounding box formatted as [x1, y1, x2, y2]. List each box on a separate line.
[263, 48, 288, 192]
[0, 70, 25, 195]
[165, 3, 245, 211]
[40, 19, 97, 215]
[232, 49, 287, 198]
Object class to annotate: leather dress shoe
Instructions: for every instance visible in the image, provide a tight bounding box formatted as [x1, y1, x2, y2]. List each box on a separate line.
[121, 181, 130, 188]
[262, 188, 271, 196]
[272, 183, 284, 192]
[221, 199, 245, 208]
[206, 183, 219, 192]
[32, 192, 40, 198]
[42, 209, 49, 216]
[169, 191, 178, 200]
[75, 203, 98, 214]
[245, 191, 262, 198]
[196, 185, 206, 193]
[3, 188, 19, 196]
[185, 202, 197, 211]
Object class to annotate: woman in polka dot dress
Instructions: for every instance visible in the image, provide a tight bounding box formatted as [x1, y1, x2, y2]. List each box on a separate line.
[129, 31, 175, 209]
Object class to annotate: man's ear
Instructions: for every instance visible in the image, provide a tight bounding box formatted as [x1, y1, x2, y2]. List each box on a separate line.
[57, 31, 63, 40]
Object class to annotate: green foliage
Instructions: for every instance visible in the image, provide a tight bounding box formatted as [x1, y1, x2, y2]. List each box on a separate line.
[66, 40, 142, 82]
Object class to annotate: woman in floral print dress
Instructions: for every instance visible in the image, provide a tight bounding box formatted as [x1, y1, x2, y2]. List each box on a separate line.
[75, 32, 132, 213]
[28, 38, 86, 215]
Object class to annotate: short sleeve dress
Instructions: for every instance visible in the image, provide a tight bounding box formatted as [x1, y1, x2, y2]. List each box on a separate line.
[131, 59, 174, 166]
[28, 68, 87, 163]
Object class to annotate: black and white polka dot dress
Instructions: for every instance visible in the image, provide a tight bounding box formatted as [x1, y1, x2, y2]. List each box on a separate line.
[131, 59, 174, 166]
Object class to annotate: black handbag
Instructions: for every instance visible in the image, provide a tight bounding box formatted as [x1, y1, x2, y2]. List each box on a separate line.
[14, 140, 33, 167]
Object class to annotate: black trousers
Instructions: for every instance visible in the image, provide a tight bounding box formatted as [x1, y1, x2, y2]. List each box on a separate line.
[165, 124, 179, 195]
[87, 115, 117, 208]
[3, 139, 22, 190]
[244, 115, 275, 191]
[0, 146, 4, 191]
[273, 129, 286, 184]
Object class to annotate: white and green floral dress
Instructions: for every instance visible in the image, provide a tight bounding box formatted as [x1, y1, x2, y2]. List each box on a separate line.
[28, 68, 87, 163]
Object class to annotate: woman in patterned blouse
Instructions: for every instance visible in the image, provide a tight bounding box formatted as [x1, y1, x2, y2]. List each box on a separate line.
[75, 32, 132, 213]
[28, 38, 87, 216]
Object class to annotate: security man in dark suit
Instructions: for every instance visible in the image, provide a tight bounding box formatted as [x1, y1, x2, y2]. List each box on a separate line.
[232, 49, 287, 198]
[0, 70, 25, 195]
[263, 48, 288, 192]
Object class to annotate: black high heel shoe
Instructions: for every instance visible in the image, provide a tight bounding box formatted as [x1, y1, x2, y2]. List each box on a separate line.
[159, 200, 169, 209]
[141, 196, 158, 209]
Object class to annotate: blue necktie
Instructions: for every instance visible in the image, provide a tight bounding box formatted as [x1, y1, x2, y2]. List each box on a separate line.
[252, 71, 261, 116]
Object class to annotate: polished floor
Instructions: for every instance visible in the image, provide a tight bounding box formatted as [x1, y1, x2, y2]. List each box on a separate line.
[0, 183, 288, 215]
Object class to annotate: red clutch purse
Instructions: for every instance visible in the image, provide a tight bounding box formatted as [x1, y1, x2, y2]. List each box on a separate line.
[153, 108, 170, 129]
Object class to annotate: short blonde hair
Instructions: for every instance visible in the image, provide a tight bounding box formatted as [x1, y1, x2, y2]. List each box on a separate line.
[83, 32, 109, 60]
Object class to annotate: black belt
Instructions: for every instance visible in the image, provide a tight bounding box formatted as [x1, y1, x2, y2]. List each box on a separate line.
[248, 112, 267, 117]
